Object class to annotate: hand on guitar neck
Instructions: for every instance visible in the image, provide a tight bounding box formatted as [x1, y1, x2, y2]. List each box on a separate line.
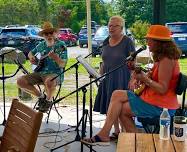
[129, 65, 152, 95]
[31, 49, 55, 72]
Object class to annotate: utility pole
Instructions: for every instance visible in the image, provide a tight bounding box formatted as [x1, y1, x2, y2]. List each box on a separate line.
[153, 0, 166, 25]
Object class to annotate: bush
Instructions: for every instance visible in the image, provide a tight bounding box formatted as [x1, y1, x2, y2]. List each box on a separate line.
[130, 20, 150, 46]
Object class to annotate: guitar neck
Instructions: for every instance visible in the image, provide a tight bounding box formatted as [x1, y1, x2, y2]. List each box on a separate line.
[40, 49, 55, 60]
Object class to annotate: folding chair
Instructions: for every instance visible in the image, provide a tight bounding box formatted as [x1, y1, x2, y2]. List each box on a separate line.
[0, 98, 43, 152]
[46, 82, 63, 123]
[137, 72, 187, 133]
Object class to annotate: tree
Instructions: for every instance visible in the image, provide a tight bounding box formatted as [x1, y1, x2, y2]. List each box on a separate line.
[114, 0, 187, 27]
[114, 0, 152, 27]
[130, 20, 150, 46]
[37, 0, 48, 21]
[0, 0, 40, 25]
[166, 0, 187, 22]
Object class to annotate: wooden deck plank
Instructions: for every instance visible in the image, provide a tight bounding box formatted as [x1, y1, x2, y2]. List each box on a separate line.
[117, 133, 135, 152]
[153, 134, 175, 152]
[136, 133, 155, 152]
[171, 135, 187, 152]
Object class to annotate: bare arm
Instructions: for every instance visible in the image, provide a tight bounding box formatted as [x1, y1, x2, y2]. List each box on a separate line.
[135, 58, 175, 94]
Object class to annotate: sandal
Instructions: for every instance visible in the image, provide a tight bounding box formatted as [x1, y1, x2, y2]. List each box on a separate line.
[110, 132, 119, 141]
[81, 135, 110, 146]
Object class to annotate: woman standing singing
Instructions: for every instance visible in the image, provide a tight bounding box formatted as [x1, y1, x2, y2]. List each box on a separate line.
[93, 16, 135, 139]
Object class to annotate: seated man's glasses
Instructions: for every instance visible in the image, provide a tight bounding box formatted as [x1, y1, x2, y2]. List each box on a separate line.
[44, 32, 54, 36]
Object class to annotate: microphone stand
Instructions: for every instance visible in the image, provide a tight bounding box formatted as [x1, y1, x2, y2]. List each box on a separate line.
[50, 55, 136, 152]
[0, 50, 25, 125]
[50, 51, 96, 151]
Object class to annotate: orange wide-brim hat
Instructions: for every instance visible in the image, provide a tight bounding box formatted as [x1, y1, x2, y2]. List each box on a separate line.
[38, 21, 58, 37]
[145, 25, 172, 41]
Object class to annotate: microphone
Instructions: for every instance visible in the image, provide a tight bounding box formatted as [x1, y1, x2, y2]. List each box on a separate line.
[126, 45, 147, 61]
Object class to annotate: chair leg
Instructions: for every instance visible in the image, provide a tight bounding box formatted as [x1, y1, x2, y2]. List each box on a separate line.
[33, 101, 38, 109]
[46, 104, 53, 124]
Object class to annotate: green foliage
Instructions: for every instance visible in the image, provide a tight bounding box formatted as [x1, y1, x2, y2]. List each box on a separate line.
[130, 20, 150, 46]
[115, 0, 187, 27]
[0, 0, 111, 33]
[166, 0, 187, 22]
[0, 57, 102, 104]
[115, 0, 152, 27]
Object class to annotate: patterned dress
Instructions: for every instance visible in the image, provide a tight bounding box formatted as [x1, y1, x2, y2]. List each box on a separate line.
[93, 36, 135, 114]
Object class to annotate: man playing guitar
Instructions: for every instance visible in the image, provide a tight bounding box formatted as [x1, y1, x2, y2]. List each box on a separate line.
[17, 21, 68, 112]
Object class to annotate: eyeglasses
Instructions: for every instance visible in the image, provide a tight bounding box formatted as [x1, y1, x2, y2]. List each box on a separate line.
[44, 32, 54, 36]
[108, 25, 121, 28]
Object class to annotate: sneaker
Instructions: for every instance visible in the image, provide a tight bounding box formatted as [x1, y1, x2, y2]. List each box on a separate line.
[38, 100, 53, 113]
[35, 95, 46, 110]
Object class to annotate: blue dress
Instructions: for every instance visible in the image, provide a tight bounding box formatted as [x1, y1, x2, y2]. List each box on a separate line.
[93, 36, 135, 114]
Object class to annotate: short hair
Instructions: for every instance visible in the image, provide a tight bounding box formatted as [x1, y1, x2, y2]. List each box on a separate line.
[109, 16, 125, 27]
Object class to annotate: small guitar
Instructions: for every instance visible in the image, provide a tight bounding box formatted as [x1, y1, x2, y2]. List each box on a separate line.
[32, 45, 65, 72]
[130, 66, 151, 95]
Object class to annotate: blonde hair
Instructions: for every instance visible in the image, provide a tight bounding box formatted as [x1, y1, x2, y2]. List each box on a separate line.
[109, 16, 125, 27]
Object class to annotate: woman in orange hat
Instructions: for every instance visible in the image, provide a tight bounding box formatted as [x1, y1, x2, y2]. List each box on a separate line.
[81, 25, 181, 145]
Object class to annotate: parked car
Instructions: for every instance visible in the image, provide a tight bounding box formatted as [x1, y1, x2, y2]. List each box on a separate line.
[166, 22, 187, 57]
[0, 27, 43, 58]
[5, 24, 20, 28]
[92, 26, 109, 57]
[0, 27, 3, 33]
[78, 27, 97, 48]
[58, 28, 78, 46]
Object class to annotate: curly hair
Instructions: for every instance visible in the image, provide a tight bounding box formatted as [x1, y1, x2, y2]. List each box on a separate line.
[152, 40, 182, 62]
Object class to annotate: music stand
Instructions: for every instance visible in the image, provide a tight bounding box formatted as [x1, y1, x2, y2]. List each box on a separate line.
[76, 56, 99, 152]
[0, 47, 26, 125]
[50, 54, 96, 152]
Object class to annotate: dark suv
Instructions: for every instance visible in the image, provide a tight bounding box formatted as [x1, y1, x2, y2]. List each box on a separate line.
[92, 26, 109, 57]
[166, 22, 187, 57]
[0, 27, 43, 58]
[78, 27, 97, 48]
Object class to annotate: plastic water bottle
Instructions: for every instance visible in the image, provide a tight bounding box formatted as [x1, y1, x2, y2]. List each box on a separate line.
[159, 108, 170, 140]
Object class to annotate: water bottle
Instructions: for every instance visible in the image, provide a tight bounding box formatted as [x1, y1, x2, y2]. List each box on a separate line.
[159, 108, 170, 140]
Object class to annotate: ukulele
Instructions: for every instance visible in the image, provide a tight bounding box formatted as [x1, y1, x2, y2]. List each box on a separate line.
[132, 66, 152, 95]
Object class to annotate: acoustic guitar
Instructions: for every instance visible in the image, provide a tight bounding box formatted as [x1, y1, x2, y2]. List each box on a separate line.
[32, 45, 65, 72]
[32, 50, 54, 72]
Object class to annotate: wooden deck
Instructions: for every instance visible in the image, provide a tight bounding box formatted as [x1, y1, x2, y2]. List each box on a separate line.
[117, 133, 187, 152]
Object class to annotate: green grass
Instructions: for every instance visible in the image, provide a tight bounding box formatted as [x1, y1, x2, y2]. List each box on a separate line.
[0, 57, 102, 104]
[0, 57, 186, 104]
[179, 57, 187, 75]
